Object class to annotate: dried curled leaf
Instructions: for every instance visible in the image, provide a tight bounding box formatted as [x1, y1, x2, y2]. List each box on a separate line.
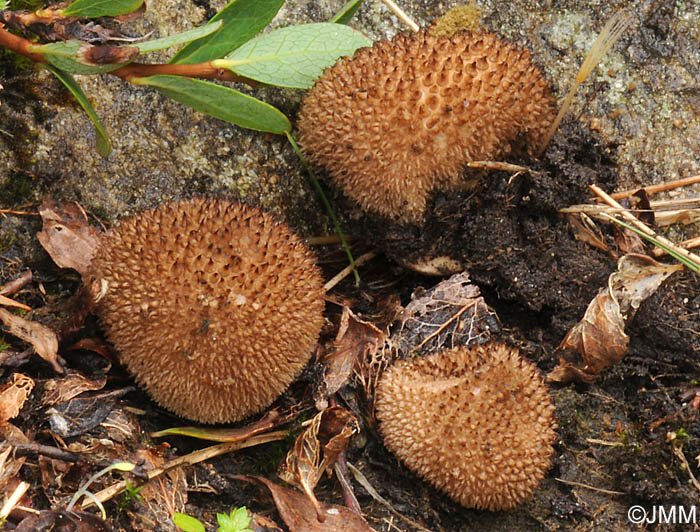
[279, 406, 359, 521]
[315, 307, 384, 410]
[0, 374, 34, 424]
[235, 475, 373, 532]
[0, 308, 63, 373]
[549, 254, 682, 383]
[37, 199, 101, 276]
[393, 271, 500, 355]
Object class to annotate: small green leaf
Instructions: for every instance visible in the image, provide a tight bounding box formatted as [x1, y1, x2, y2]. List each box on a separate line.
[44, 64, 111, 157]
[133, 75, 290, 134]
[221, 22, 371, 89]
[170, 0, 284, 65]
[136, 20, 222, 53]
[61, 0, 143, 17]
[331, 0, 364, 24]
[34, 41, 132, 74]
[217, 508, 252, 532]
[172, 513, 206, 532]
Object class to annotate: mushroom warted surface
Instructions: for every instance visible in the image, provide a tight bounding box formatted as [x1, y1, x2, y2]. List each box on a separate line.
[297, 30, 555, 223]
[375, 343, 557, 510]
[86, 198, 325, 423]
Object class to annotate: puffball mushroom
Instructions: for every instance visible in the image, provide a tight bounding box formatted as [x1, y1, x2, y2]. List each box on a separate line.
[86, 198, 325, 424]
[375, 343, 556, 510]
[297, 30, 555, 224]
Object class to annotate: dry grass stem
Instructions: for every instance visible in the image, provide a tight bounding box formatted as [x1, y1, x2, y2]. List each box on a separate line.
[671, 445, 700, 495]
[82, 431, 287, 509]
[555, 477, 625, 496]
[603, 174, 700, 201]
[590, 184, 700, 269]
[324, 250, 379, 292]
[652, 236, 700, 257]
[380, 0, 420, 32]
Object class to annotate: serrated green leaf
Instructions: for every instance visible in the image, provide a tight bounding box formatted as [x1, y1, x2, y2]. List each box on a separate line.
[217, 507, 252, 532]
[136, 20, 222, 53]
[219, 23, 371, 89]
[34, 41, 131, 74]
[133, 75, 290, 133]
[44, 64, 111, 157]
[170, 0, 284, 65]
[61, 0, 143, 17]
[172, 513, 206, 532]
[331, 0, 364, 24]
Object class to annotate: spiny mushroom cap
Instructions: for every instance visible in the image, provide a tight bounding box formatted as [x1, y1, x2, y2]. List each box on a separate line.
[297, 30, 555, 223]
[86, 198, 325, 424]
[375, 343, 556, 510]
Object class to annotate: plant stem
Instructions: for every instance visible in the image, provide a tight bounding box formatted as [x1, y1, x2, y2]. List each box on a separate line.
[285, 131, 360, 287]
[0, 24, 255, 85]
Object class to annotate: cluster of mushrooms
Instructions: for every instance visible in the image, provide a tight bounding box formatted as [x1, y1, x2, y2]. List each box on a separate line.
[86, 27, 558, 512]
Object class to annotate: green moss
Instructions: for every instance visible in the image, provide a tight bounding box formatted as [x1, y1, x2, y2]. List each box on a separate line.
[430, 2, 482, 37]
[0, 172, 34, 205]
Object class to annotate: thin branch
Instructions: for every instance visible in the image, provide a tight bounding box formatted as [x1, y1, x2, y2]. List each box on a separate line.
[652, 236, 700, 258]
[672, 445, 700, 495]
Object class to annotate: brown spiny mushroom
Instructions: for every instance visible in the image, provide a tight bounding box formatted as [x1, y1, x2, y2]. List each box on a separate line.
[297, 30, 555, 223]
[375, 343, 556, 510]
[86, 198, 325, 423]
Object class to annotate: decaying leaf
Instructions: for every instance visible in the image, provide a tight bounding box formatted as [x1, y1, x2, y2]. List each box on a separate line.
[42, 371, 106, 406]
[0, 308, 64, 373]
[37, 199, 102, 276]
[393, 271, 500, 355]
[151, 409, 282, 442]
[235, 475, 373, 532]
[316, 307, 384, 410]
[47, 388, 132, 438]
[549, 254, 682, 383]
[0, 373, 34, 424]
[279, 407, 359, 521]
[0, 424, 30, 494]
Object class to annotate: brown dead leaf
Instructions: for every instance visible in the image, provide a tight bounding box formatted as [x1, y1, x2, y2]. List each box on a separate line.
[37, 199, 101, 276]
[235, 475, 373, 532]
[42, 371, 106, 406]
[0, 424, 30, 494]
[316, 307, 384, 410]
[549, 254, 682, 383]
[0, 373, 34, 424]
[393, 271, 500, 356]
[279, 407, 359, 521]
[567, 213, 611, 254]
[0, 307, 64, 373]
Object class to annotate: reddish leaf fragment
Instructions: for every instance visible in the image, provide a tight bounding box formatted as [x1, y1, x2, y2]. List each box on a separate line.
[279, 407, 359, 521]
[235, 476, 373, 532]
[42, 371, 106, 406]
[0, 373, 34, 424]
[37, 199, 101, 276]
[0, 308, 64, 373]
[549, 254, 681, 383]
[14, 510, 113, 532]
[316, 307, 384, 409]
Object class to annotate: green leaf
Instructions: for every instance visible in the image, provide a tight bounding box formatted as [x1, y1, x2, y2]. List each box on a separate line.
[331, 0, 364, 24]
[170, 0, 284, 65]
[133, 75, 290, 133]
[61, 0, 143, 17]
[34, 41, 132, 75]
[220, 22, 371, 89]
[44, 64, 111, 157]
[136, 20, 222, 53]
[217, 508, 252, 532]
[172, 513, 206, 532]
